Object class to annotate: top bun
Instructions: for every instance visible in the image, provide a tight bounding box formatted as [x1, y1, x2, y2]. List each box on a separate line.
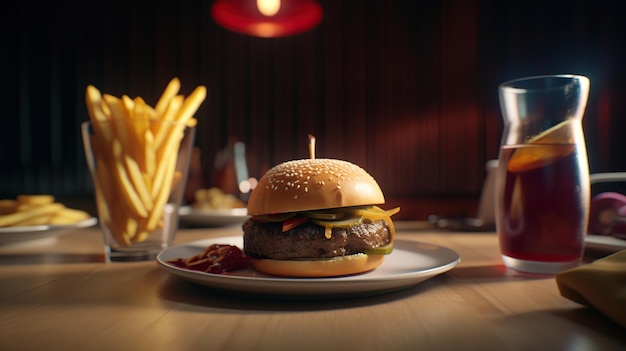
[247, 158, 385, 215]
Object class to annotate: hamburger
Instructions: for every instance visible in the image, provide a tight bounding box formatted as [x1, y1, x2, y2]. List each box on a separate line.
[242, 158, 399, 277]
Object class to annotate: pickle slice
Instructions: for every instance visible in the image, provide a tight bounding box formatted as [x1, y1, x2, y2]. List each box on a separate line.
[363, 243, 394, 255]
[302, 210, 346, 220]
[311, 215, 364, 228]
[353, 206, 400, 220]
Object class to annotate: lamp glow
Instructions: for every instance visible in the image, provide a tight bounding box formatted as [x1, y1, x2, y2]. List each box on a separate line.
[211, 0, 323, 38]
[257, 0, 280, 16]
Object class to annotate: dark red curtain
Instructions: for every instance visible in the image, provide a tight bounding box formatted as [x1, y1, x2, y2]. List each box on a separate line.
[3, 0, 626, 219]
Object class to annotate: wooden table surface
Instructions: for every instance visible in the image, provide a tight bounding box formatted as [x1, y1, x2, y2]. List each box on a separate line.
[0, 222, 624, 351]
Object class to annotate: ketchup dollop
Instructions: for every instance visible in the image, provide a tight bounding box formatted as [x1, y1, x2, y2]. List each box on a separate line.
[168, 244, 252, 274]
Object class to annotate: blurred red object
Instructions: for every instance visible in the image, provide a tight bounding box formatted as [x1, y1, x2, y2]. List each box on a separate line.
[588, 192, 626, 237]
[211, 0, 323, 38]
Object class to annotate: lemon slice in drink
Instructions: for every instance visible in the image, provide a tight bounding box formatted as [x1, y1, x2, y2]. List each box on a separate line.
[507, 120, 576, 173]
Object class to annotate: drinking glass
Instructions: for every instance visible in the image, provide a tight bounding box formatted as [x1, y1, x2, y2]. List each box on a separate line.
[496, 75, 590, 274]
[82, 119, 196, 261]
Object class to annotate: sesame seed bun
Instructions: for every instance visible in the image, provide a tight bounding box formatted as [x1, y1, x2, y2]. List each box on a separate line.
[247, 158, 385, 215]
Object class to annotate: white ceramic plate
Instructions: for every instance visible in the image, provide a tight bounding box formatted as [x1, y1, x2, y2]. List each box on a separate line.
[585, 234, 626, 252]
[0, 217, 98, 245]
[178, 206, 249, 227]
[157, 236, 461, 298]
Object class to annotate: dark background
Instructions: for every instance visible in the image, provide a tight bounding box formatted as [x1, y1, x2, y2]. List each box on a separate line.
[2, 0, 626, 219]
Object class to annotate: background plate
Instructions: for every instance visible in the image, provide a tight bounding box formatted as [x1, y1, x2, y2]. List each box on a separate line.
[178, 206, 249, 227]
[157, 236, 461, 298]
[0, 217, 98, 245]
[585, 234, 626, 252]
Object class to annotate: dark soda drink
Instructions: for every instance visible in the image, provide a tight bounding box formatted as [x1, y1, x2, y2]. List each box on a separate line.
[496, 143, 588, 265]
[497, 75, 590, 273]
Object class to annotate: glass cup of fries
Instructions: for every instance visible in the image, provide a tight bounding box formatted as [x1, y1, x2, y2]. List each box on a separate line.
[81, 78, 205, 261]
[82, 119, 196, 261]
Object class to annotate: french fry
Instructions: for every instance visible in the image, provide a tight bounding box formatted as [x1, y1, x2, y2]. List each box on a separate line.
[49, 208, 91, 225]
[111, 139, 148, 218]
[0, 203, 64, 227]
[132, 98, 149, 143]
[124, 153, 154, 211]
[131, 220, 150, 243]
[122, 95, 135, 115]
[96, 183, 130, 246]
[94, 184, 111, 224]
[161, 95, 184, 122]
[0, 200, 17, 215]
[134, 97, 157, 119]
[0, 195, 92, 228]
[151, 128, 182, 199]
[175, 86, 207, 125]
[154, 95, 184, 149]
[144, 128, 156, 177]
[109, 199, 132, 246]
[17, 195, 55, 206]
[85, 85, 114, 142]
[146, 154, 177, 232]
[13, 214, 55, 227]
[84, 77, 205, 246]
[96, 161, 133, 246]
[155, 77, 181, 116]
[124, 216, 138, 243]
[186, 118, 198, 128]
[16, 203, 50, 212]
[103, 94, 134, 155]
[192, 187, 245, 210]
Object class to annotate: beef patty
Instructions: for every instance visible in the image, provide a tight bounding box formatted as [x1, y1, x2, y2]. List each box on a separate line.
[242, 218, 390, 260]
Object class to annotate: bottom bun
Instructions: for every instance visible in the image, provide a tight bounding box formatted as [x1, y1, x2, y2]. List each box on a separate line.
[251, 253, 385, 278]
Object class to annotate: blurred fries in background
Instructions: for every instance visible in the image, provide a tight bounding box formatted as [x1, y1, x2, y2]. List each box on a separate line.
[192, 187, 246, 210]
[0, 195, 91, 227]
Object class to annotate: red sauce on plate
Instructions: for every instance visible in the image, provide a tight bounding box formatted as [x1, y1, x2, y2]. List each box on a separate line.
[168, 244, 252, 274]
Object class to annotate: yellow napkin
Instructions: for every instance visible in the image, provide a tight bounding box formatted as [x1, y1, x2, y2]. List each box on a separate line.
[556, 250, 626, 329]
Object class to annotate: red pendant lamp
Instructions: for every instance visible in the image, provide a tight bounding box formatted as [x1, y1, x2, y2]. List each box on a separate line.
[211, 0, 323, 38]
